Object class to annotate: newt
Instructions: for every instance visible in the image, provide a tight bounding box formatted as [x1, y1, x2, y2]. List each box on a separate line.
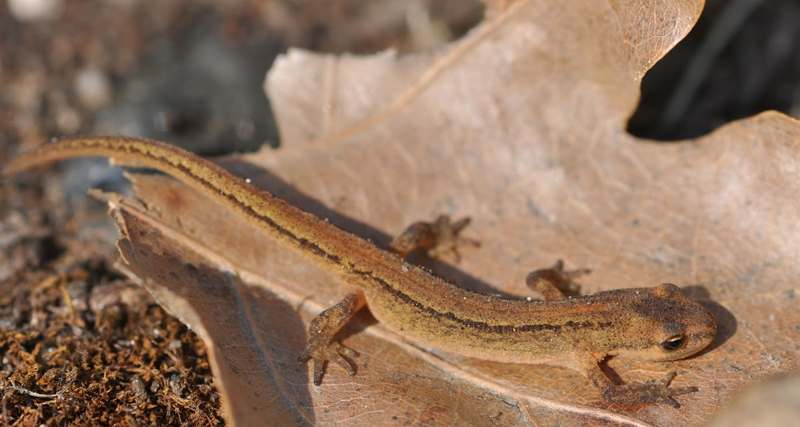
[4, 136, 718, 407]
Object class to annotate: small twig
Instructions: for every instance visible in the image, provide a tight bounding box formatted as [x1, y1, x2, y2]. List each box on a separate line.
[3, 384, 61, 399]
[33, 274, 61, 292]
[59, 279, 77, 321]
[2, 392, 8, 427]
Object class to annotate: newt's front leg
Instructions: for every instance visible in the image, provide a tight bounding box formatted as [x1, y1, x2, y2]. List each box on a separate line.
[528, 263, 699, 407]
[578, 353, 698, 408]
[300, 291, 366, 385]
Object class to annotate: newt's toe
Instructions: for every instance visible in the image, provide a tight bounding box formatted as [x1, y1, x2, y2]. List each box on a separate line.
[300, 341, 358, 385]
[603, 371, 699, 408]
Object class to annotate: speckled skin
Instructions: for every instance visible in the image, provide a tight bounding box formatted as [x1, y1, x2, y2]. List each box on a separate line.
[365, 283, 716, 366]
[6, 137, 718, 407]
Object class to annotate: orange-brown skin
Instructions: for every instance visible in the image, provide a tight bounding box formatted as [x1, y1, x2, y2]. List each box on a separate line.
[4, 137, 718, 407]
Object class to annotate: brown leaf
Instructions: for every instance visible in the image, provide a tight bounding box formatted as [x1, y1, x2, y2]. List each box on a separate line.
[101, 0, 800, 425]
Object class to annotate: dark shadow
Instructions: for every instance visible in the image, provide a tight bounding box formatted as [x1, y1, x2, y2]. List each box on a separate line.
[682, 285, 737, 356]
[628, 0, 800, 141]
[599, 359, 624, 385]
[221, 157, 520, 298]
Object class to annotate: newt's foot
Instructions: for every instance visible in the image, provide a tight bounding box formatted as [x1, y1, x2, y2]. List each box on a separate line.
[526, 259, 591, 299]
[299, 341, 358, 386]
[390, 215, 480, 262]
[300, 292, 365, 385]
[602, 372, 698, 408]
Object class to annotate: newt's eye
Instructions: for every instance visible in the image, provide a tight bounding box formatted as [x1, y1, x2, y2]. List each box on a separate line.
[661, 334, 686, 351]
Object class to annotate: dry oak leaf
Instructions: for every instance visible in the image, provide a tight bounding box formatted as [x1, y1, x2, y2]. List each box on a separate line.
[97, 0, 800, 426]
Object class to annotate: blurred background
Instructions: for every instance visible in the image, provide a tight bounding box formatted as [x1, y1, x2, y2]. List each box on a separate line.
[0, 0, 483, 160]
[2, 0, 798, 162]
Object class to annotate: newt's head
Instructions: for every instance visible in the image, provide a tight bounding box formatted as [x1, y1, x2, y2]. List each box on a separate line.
[614, 283, 717, 362]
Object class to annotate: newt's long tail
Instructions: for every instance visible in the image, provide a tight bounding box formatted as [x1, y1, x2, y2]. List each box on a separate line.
[5, 136, 223, 181]
[4, 136, 403, 280]
[3, 136, 305, 236]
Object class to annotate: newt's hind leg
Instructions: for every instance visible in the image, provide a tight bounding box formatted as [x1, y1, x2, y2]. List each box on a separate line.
[300, 291, 366, 385]
[390, 214, 480, 262]
[525, 259, 591, 300]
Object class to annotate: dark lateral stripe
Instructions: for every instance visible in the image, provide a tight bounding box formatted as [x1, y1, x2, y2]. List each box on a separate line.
[116, 142, 615, 336]
[119, 143, 345, 265]
[350, 268, 614, 334]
